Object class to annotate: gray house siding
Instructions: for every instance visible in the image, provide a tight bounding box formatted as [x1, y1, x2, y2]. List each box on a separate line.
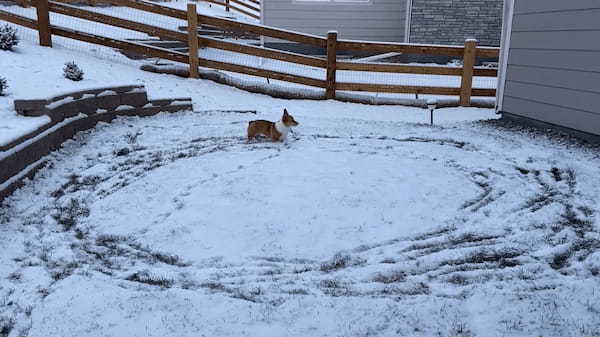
[500, 0, 600, 136]
[409, 0, 503, 46]
[262, 0, 407, 42]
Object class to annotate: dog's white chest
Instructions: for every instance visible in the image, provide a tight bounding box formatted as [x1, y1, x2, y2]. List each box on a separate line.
[275, 121, 290, 141]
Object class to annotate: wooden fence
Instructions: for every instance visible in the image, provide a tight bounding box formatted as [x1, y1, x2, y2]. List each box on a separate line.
[0, 0, 499, 106]
[12, 0, 261, 20]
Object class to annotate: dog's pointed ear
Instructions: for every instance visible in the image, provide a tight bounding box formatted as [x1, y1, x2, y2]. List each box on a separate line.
[283, 108, 289, 116]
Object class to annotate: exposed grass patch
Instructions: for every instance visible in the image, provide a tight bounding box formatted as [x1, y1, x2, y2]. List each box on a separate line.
[7, 272, 22, 282]
[126, 271, 173, 288]
[292, 265, 313, 274]
[231, 288, 262, 303]
[320, 253, 351, 272]
[52, 198, 90, 231]
[50, 262, 79, 281]
[0, 316, 15, 337]
[113, 147, 131, 157]
[413, 226, 454, 241]
[372, 270, 406, 284]
[319, 279, 354, 297]
[128, 242, 189, 267]
[445, 247, 522, 267]
[200, 281, 227, 292]
[37, 288, 49, 298]
[447, 273, 469, 285]
[287, 288, 309, 295]
[150, 252, 188, 266]
[124, 131, 142, 144]
[95, 233, 129, 247]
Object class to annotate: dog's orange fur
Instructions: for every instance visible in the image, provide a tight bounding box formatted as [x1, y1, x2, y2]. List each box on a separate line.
[247, 109, 299, 142]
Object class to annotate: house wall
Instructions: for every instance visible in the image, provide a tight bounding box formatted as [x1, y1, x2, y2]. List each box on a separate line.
[500, 0, 600, 136]
[262, 0, 407, 42]
[409, 0, 503, 46]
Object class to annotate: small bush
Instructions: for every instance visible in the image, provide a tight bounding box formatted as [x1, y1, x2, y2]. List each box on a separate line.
[63, 61, 84, 81]
[0, 77, 7, 96]
[0, 24, 19, 51]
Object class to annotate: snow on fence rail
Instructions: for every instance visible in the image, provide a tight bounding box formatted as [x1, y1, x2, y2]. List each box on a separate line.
[0, 0, 499, 106]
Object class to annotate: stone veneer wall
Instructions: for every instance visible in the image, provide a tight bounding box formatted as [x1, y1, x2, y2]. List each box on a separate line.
[409, 0, 503, 47]
[0, 85, 193, 202]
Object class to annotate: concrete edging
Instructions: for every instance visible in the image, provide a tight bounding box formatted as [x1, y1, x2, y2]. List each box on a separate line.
[0, 85, 194, 203]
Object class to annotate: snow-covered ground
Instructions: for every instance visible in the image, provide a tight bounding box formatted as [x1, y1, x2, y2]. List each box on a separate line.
[1, 11, 600, 337]
[0, 0, 496, 145]
[0, 30, 493, 147]
[1, 105, 600, 336]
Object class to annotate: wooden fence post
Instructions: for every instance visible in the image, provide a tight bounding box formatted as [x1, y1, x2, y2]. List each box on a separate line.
[35, 0, 52, 47]
[459, 38, 477, 106]
[225, 0, 230, 12]
[187, 3, 199, 79]
[326, 30, 337, 100]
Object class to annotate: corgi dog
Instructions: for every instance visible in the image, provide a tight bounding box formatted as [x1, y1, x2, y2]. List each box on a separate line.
[247, 109, 299, 142]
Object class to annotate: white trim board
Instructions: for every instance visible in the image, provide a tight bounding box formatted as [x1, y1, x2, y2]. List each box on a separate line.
[404, 0, 413, 43]
[496, 0, 514, 112]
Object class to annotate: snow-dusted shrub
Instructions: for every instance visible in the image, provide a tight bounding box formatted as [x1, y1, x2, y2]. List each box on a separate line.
[0, 77, 7, 96]
[63, 61, 84, 81]
[0, 24, 19, 51]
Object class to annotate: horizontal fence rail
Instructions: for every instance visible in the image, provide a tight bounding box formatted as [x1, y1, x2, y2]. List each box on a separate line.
[337, 40, 500, 59]
[0, 0, 500, 106]
[112, 0, 326, 47]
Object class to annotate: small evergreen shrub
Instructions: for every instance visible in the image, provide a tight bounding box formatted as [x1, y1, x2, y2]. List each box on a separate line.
[63, 61, 84, 81]
[0, 24, 19, 51]
[0, 77, 7, 96]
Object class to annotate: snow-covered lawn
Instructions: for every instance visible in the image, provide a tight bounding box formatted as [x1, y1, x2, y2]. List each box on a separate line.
[1, 17, 600, 337]
[1, 104, 600, 336]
